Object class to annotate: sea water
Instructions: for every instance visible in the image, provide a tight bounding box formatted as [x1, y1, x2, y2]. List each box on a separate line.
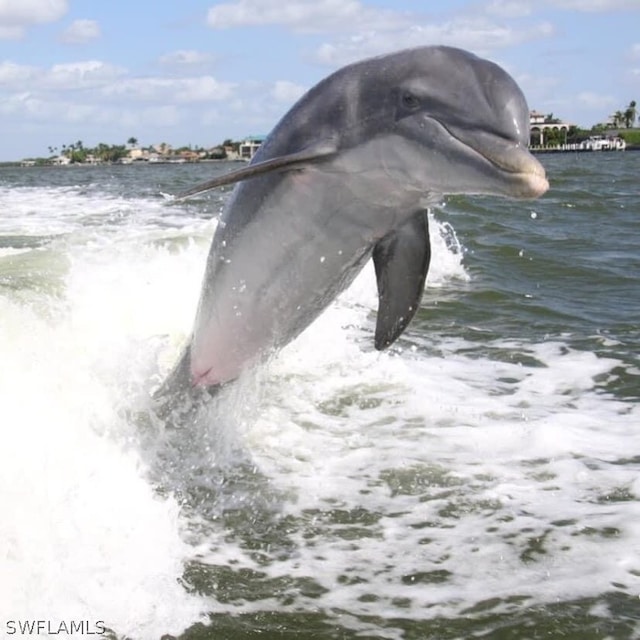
[0, 154, 638, 639]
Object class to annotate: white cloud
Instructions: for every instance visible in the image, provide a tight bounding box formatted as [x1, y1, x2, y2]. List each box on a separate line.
[0, 0, 68, 38]
[158, 50, 216, 69]
[314, 19, 555, 67]
[0, 24, 20, 38]
[60, 19, 100, 44]
[207, 0, 408, 33]
[175, 77, 236, 103]
[138, 105, 183, 128]
[45, 61, 126, 90]
[485, 0, 534, 18]
[515, 72, 562, 101]
[0, 61, 39, 86]
[270, 80, 307, 103]
[0, 91, 36, 116]
[0, 60, 123, 93]
[0, 86, 187, 137]
[545, 0, 639, 10]
[200, 108, 223, 127]
[0, 58, 234, 115]
[100, 76, 236, 104]
[0, 92, 96, 122]
[576, 91, 617, 111]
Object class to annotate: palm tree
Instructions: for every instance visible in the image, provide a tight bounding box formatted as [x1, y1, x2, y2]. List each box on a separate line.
[624, 100, 637, 128]
[611, 111, 625, 128]
[95, 143, 110, 162]
[127, 137, 138, 148]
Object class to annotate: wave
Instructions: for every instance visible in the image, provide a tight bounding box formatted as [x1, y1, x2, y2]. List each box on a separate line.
[1, 181, 638, 638]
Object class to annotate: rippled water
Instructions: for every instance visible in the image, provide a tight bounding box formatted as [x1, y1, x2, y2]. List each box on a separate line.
[0, 154, 638, 639]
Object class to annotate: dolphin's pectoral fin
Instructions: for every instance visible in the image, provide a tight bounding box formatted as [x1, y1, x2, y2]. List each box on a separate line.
[372, 210, 431, 350]
[175, 138, 339, 199]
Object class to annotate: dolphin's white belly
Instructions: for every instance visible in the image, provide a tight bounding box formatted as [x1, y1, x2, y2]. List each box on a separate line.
[190, 164, 416, 386]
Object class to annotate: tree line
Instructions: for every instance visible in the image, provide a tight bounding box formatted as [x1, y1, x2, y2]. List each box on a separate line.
[46, 138, 137, 163]
[609, 100, 637, 129]
[26, 100, 640, 163]
[43, 137, 240, 164]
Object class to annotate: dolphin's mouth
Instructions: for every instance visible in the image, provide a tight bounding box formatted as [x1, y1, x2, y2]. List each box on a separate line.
[448, 126, 549, 199]
[479, 143, 548, 199]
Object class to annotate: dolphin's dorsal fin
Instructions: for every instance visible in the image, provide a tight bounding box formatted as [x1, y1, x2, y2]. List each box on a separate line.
[372, 210, 431, 350]
[175, 138, 339, 200]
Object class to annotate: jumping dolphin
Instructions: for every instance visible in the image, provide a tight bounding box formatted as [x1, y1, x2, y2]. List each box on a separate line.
[162, 45, 548, 394]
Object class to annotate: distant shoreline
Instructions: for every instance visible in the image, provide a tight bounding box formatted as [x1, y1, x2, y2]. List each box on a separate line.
[0, 158, 245, 168]
[531, 145, 639, 154]
[2, 146, 638, 168]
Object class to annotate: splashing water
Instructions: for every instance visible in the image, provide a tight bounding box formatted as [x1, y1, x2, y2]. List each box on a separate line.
[0, 158, 638, 638]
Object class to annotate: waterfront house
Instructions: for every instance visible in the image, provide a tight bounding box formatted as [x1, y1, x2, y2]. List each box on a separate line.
[239, 135, 266, 160]
[529, 110, 572, 147]
[51, 155, 71, 166]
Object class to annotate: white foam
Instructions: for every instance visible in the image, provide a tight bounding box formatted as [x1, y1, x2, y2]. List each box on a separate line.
[210, 338, 637, 627]
[207, 225, 640, 620]
[1, 184, 638, 635]
[0, 225, 209, 638]
[0, 183, 210, 240]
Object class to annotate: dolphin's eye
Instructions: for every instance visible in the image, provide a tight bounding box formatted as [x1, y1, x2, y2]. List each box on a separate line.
[401, 91, 421, 111]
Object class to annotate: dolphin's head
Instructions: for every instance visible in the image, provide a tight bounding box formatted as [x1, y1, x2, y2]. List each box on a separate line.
[176, 46, 547, 205]
[340, 46, 548, 202]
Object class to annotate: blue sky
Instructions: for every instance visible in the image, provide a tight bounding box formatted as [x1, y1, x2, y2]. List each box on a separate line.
[0, 0, 638, 160]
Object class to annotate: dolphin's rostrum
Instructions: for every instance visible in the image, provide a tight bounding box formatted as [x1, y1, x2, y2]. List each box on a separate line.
[166, 46, 548, 392]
